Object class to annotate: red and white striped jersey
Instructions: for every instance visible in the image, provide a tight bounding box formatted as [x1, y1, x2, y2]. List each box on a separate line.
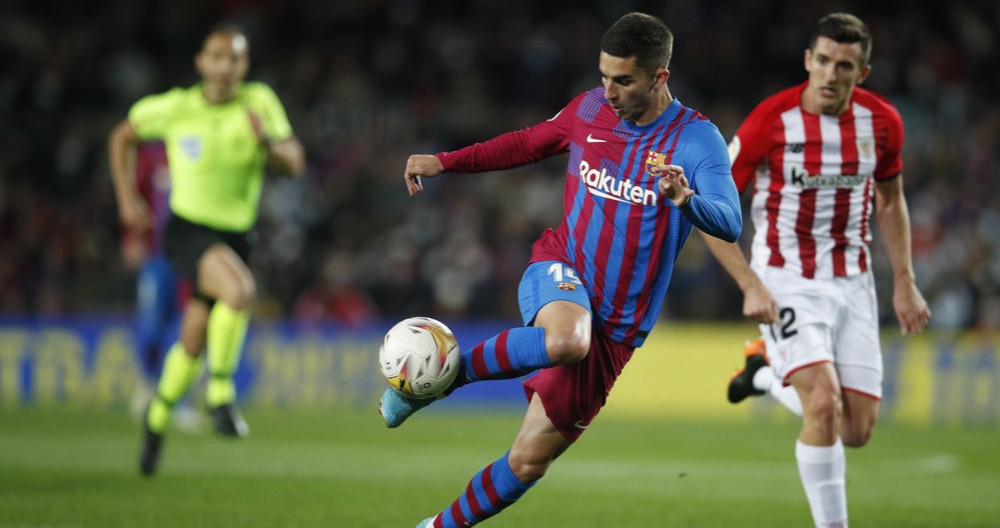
[729, 82, 903, 279]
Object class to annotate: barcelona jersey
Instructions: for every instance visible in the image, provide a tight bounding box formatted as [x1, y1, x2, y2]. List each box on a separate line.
[437, 88, 741, 346]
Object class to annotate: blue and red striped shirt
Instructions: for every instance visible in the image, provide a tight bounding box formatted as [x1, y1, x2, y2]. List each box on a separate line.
[437, 88, 741, 346]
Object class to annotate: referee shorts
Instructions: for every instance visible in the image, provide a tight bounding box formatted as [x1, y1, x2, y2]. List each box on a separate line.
[162, 214, 252, 301]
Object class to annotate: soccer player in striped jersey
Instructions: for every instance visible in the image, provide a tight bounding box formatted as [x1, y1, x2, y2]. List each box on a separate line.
[382, 12, 742, 528]
[703, 13, 931, 528]
[110, 25, 305, 476]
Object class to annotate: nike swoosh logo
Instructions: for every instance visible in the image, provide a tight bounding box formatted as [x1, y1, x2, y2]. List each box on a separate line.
[586, 134, 607, 143]
[573, 420, 590, 429]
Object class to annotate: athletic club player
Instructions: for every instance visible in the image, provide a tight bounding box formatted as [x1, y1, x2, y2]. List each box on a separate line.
[383, 12, 742, 528]
[702, 13, 931, 528]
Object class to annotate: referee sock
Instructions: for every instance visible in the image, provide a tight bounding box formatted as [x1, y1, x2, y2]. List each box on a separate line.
[205, 302, 250, 407]
[431, 452, 533, 528]
[457, 327, 549, 386]
[796, 438, 848, 528]
[147, 343, 203, 433]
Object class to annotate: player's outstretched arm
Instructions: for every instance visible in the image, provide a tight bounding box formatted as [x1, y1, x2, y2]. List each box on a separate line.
[875, 175, 931, 334]
[403, 155, 444, 196]
[108, 119, 152, 233]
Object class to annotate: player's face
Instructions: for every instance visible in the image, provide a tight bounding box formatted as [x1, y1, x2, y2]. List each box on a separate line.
[196, 33, 250, 89]
[600, 52, 664, 125]
[803, 36, 871, 115]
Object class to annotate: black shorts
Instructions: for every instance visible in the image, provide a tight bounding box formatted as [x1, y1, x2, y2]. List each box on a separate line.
[162, 214, 252, 296]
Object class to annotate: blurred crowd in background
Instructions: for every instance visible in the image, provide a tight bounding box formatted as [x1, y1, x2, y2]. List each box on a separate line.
[1, 0, 998, 333]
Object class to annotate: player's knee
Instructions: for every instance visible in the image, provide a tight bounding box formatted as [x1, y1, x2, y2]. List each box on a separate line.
[544, 326, 590, 365]
[179, 334, 206, 359]
[803, 389, 842, 424]
[235, 284, 257, 310]
[222, 279, 257, 310]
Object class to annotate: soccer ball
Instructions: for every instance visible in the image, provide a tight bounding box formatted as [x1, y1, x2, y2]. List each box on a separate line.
[379, 317, 460, 399]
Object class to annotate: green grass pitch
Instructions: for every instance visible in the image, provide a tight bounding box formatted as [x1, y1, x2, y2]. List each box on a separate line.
[1, 406, 998, 527]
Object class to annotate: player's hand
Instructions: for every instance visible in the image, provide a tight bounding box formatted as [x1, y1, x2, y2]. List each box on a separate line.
[118, 194, 152, 233]
[403, 154, 444, 196]
[894, 279, 931, 335]
[651, 164, 694, 207]
[246, 110, 271, 147]
[120, 232, 149, 271]
[743, 281, 778, 324]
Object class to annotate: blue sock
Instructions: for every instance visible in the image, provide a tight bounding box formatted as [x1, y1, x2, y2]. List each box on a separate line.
[461, 327, 549, 383]
[433, 452, 533, 527]
[135, 256, 176, 382]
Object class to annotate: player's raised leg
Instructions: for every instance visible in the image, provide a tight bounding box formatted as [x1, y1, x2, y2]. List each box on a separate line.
[381, 261, 591, 428]
[379, 304, 587, 427]
[728, 336, 804, 415]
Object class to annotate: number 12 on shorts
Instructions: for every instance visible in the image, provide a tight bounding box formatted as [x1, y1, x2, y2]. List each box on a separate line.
[769, 307, 799, 341]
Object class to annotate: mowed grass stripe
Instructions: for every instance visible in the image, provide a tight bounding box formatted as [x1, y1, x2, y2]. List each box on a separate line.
[0, 408, 997, 527]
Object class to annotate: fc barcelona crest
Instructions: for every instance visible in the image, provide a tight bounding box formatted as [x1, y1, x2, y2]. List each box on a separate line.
[557, 282, 577, 291]
[645, 150, 667, 176]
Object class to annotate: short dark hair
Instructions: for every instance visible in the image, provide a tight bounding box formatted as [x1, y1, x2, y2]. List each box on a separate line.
[600, 12, 673, 73]
[810, 13, 872, 67]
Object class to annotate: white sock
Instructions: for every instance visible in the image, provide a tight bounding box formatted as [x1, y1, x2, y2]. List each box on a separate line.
[795, 439, 848, 528]
[770, 382, 804, 416]
[754, 366, 804, 416]
[752, 365, 775, 391]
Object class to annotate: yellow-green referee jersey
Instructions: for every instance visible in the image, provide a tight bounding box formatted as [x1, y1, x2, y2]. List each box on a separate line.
[128, 82, 293, 232]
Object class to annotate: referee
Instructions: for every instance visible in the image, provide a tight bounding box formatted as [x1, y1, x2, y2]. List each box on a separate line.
[109, 24, 305, 476]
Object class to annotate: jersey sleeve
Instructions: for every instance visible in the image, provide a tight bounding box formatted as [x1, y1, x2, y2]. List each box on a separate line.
[728, 102, 775, 194]
[245, 83, 294, 142]
[128, 88, 183, 141]
[435, 95, 579, 173]
[874, 103, 904, 181]
[676, 122, 742, 242]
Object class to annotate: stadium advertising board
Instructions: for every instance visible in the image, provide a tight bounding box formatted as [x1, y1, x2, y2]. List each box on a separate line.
[0, 318, 996, 427]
